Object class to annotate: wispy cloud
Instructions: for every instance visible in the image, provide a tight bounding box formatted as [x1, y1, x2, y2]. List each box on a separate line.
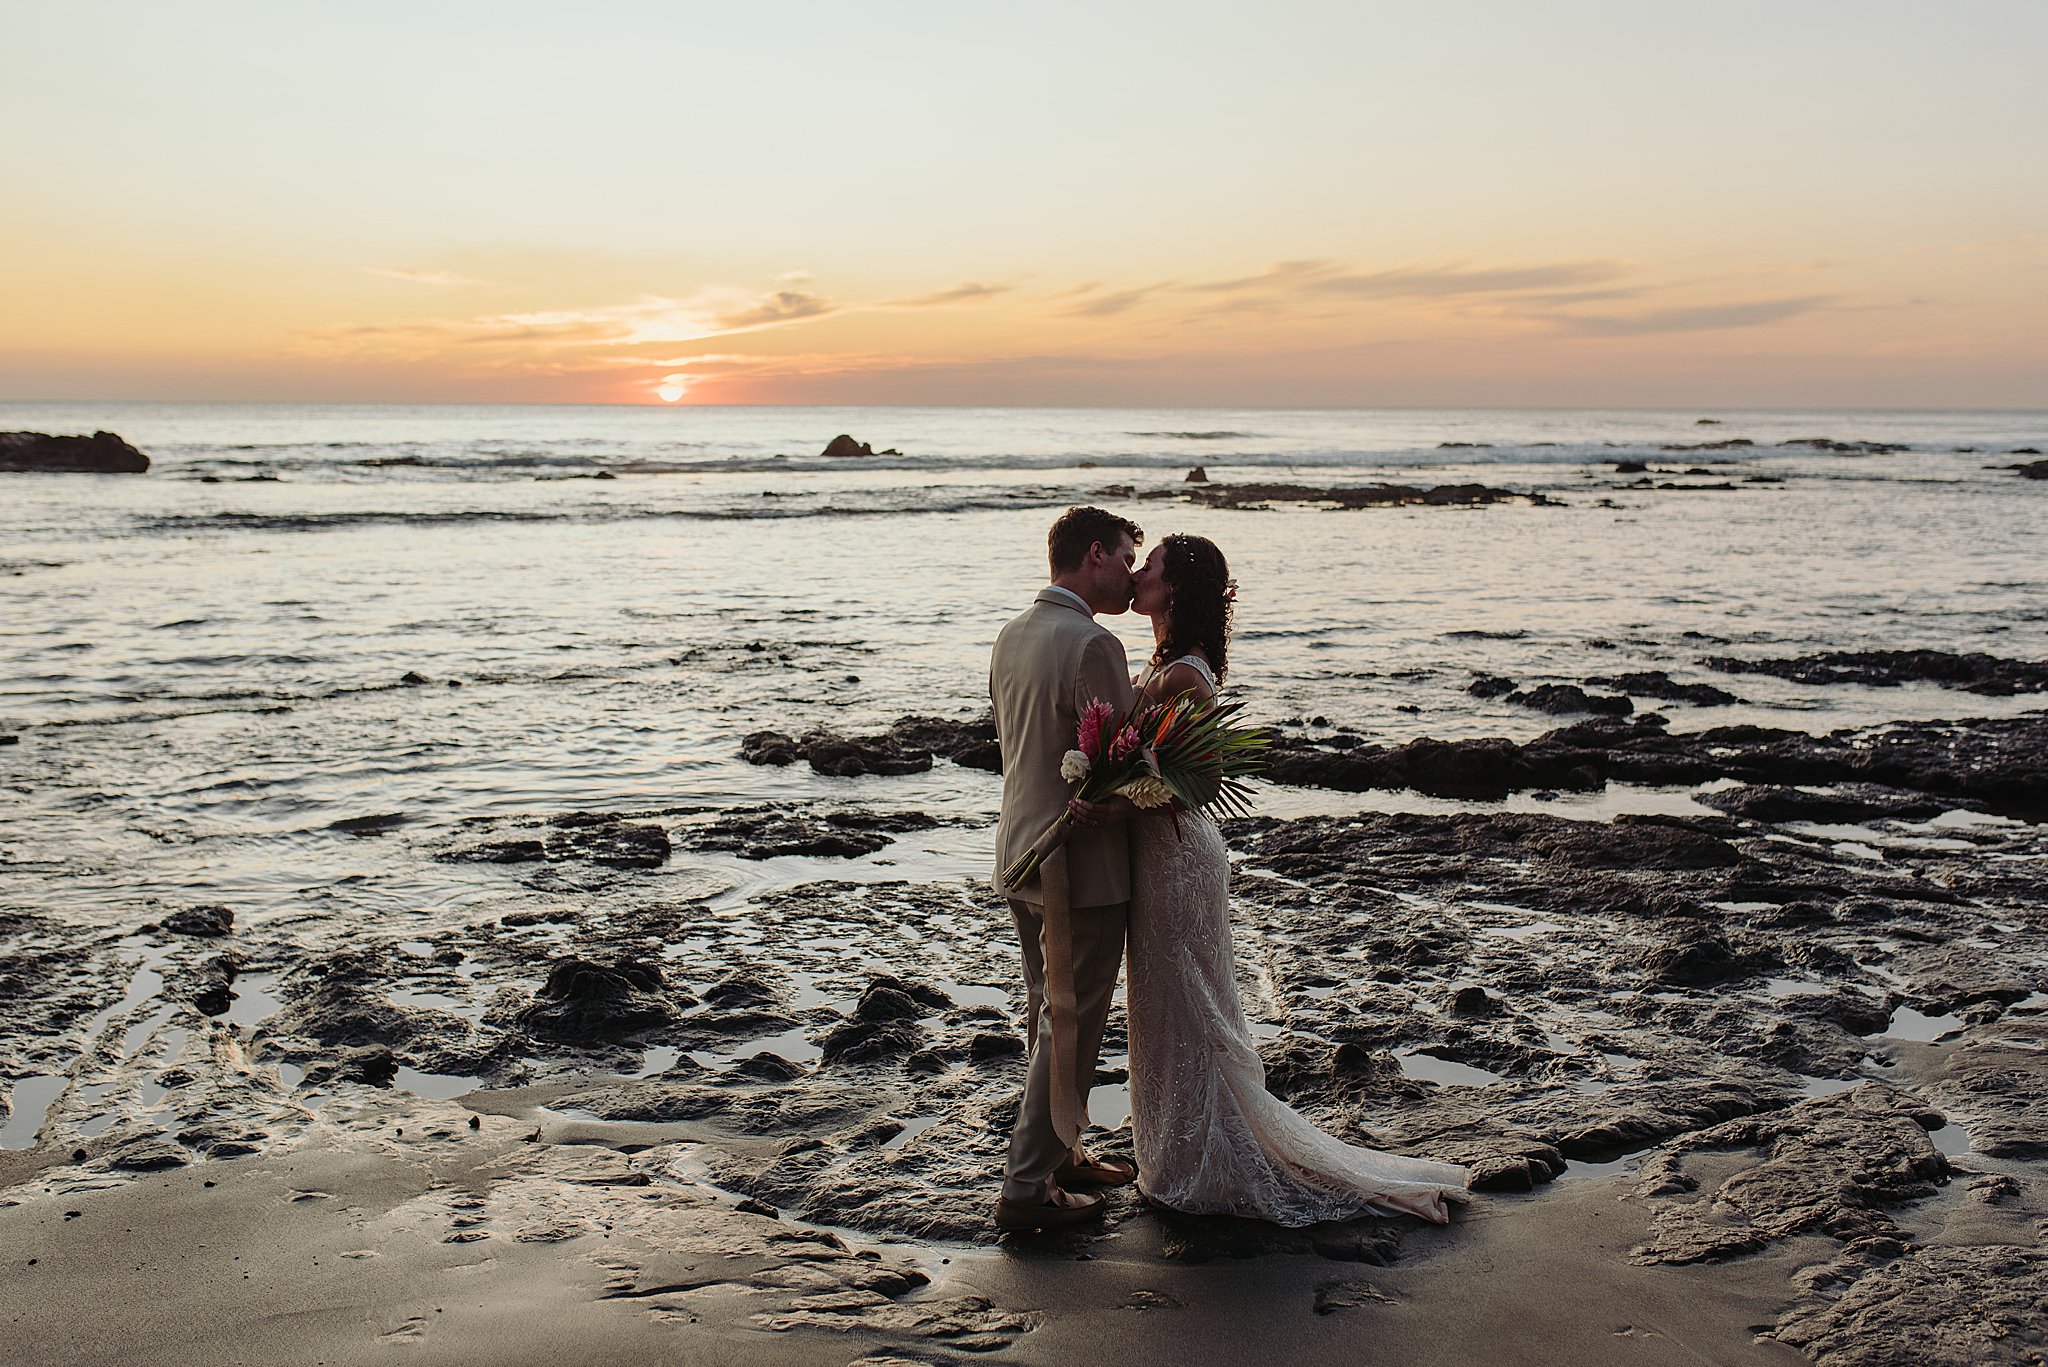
[1546, 296, 1832, 336]
[710, 290, 835, 330]
[1191, 259, 1626, 300]
[313, 286, 840, 355]
[1063, 282, 1176, 317]
[884, 281, 1012, 308]
[362, 267, 489, 287]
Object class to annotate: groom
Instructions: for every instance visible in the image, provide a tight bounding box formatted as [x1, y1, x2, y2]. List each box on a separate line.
[989, 506, 1144, 1230]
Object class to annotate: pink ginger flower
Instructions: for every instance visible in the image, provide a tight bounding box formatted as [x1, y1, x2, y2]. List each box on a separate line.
[1110, 725, 1141, 760]
[1077, 698, 1116, 758]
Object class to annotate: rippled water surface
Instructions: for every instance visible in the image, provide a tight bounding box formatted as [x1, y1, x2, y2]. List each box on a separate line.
[3, 403, 2044, 938]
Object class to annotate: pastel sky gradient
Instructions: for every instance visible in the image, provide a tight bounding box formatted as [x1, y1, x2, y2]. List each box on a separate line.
[5, 1, 2045, 406]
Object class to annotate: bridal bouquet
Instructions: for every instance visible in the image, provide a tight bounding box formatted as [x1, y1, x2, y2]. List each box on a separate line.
[999, 692, 1268, 890]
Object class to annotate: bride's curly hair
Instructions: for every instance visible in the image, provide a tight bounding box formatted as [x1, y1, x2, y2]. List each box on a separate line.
[1150, 533, 1234, 683]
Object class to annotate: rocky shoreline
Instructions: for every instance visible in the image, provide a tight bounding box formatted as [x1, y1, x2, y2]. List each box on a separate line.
[2, 693, 2044, 1362]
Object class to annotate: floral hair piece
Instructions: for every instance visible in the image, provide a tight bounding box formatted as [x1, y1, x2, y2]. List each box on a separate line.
[1223, 578, 1238, 603]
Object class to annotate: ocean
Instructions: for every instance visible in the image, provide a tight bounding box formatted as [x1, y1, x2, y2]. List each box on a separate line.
[3, 402, 2044, 911]
[1, 401, 2043, 1139]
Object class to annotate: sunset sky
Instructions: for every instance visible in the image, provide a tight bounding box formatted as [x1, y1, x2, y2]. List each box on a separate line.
[4, 1, 2044, 406]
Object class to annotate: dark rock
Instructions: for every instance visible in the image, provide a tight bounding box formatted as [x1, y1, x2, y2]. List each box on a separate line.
[1447, 986, 1498, 1017]
[702, 970, 779, 1008]
[181, 953, 241, 1016]
[1266, 710, 2048, 818]
[0, 430, 150, 473]
[1660, 438, 1755, 451]
[1643, 930, 1749, 986]
[439, 839, 547, 864]
[1772, 1244, 2048, 1365]
[438, 817, 668, 869]
[329, 813, 409, 836]
[1466, 675, 1516, 700]
[160, 904, 233, 937]
[398, 670, 431, 686]
[556, 1082, 732, 1123]
[308, 1046, 399, 1086]
[518, 957, 676, 1039]
[1701, 649, 2048, 695]
[1186, 482, 1540, 511]
[739, 727, 934, 777]
[1184, 466, 1208, 483]
[1698, 784, 1952, 825]
[820, 434, 898, 459]
[1587, 670, 1741, 707]
[730, 1052, 806, 1082]
[969, 1031, 1024, 1061]
[817, 1016, 924, 1065]
[1774, 437, 1908, 455]
[1505, 684, 1633, 717]
[854, 986, 923, 1023]
[882, 715, 1002, 771]
[102, 1139, 189, 1171]
[543, 815, 670, 868]
[1630, 1086, 1948, 1266]
[799, 730, 933, 778]
[684, 809, 901, 859]
[740, 730, 801, 766]
[2014, 458, 2048, 479]
[1613, 460, 1649, 474]
[735, 1197, 781, 1218]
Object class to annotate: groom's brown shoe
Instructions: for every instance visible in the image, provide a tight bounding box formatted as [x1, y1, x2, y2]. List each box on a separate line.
[1055, 1151, 1137, 1187]
[993, 1184, 1107, 1232]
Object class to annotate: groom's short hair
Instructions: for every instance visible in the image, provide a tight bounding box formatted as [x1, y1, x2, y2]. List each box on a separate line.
[1048, 506, 1143, 575]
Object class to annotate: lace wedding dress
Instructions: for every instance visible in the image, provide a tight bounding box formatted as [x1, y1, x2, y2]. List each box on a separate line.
[1127, 655, 1470, 1225]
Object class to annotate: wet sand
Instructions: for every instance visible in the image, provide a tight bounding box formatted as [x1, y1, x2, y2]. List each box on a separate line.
[0, 1118, 1821, 1367]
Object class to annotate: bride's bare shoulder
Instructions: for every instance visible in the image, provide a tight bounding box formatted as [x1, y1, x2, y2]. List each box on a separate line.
[1146, 658, 1215, 703]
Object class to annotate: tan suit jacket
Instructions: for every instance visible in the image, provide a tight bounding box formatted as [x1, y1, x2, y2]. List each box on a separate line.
[990, 589, 1136, 907]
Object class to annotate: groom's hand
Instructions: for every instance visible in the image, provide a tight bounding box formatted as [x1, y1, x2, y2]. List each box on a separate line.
[1067, 795, 1139, 828]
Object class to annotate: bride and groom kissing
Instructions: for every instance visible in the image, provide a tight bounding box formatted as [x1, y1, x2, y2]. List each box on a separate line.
[989, 506, 1471, 1232]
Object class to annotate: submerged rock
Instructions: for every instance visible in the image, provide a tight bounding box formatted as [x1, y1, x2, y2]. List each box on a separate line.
[1505, 684, 1632, 717]
[1701, 649, 2048, 695]
[1587, 670, 1741, 707]
[438, 815, 670, 869]
[159, 904, 234, 937]
[0, 430, 150, 473]
[740, 729, 931, 777]
[681, 808, 938, 859]
[1185, 481, 1542, 511]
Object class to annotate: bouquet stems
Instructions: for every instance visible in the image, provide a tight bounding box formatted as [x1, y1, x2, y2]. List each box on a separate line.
[1000, 812, 1073, 891]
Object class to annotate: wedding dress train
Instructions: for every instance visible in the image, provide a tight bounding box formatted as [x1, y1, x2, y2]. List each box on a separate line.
[1127, 660, 1470, 1225]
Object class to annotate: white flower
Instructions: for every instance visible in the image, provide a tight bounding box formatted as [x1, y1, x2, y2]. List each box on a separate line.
[1113, 775, 1173, 808]
[1060, 749, 1091, 783]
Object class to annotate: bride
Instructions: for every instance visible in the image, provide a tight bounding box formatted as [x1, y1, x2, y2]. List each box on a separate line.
[1119, 533, 1470, 1225]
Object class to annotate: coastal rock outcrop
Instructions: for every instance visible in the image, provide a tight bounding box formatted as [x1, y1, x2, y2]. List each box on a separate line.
[1701, 648, 2048, 695]
[0, 430, 150, 473]
[742, 715, 1000, 776]
[1185, 482, 1544, 511]
[1266, 711, 2048, 817]
[820, 435, 901, 459]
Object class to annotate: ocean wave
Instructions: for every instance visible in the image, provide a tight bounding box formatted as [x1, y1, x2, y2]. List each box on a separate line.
[129, 492, 1087, 535]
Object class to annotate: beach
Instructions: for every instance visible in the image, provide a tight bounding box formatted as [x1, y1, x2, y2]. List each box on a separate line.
[2, 404, 2045, 1364]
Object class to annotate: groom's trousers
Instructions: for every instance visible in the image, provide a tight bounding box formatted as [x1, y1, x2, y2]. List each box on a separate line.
[1001, 896, 1128, 1202]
